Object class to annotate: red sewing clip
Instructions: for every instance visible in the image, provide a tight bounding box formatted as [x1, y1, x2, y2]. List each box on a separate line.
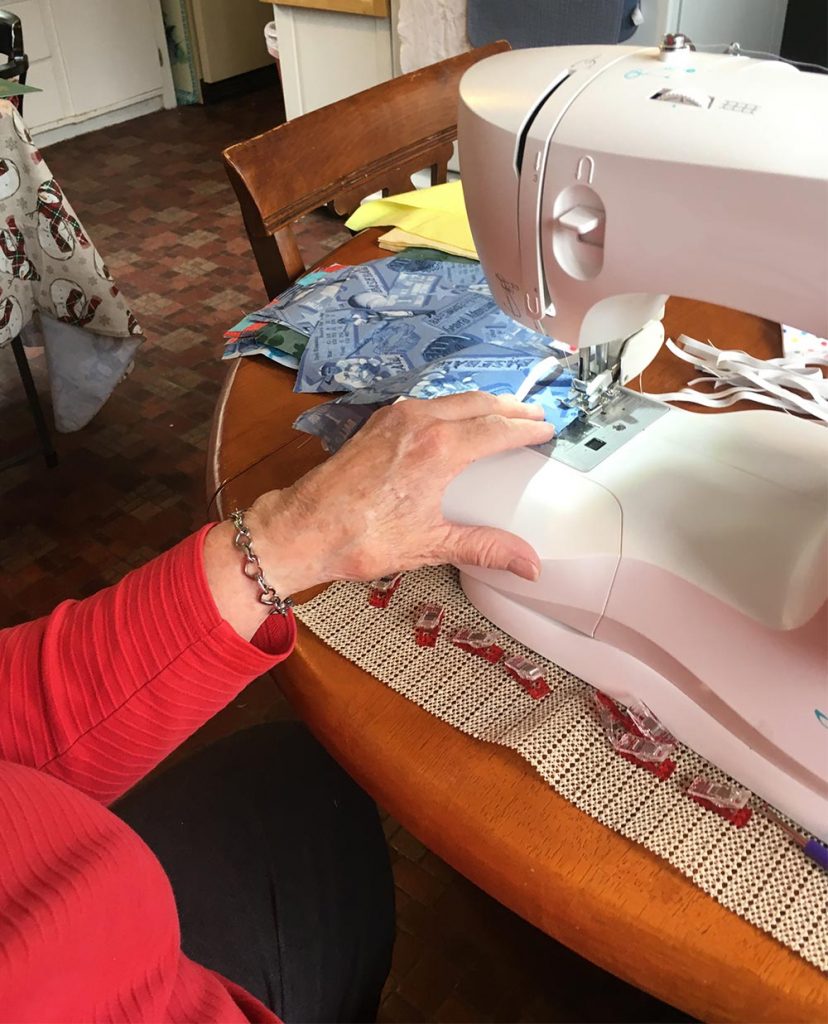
[368, 572, 403, 609]
[594, 691, 676, 780]
[451, 627, 504, 664]
[609, 726, 676, 780]
[413, 603, 444, 647]
[686, 776, 752, 826]
[503, 654, 550, 700]
[593, 691, 634, 733]
[625, 699, 677, 746]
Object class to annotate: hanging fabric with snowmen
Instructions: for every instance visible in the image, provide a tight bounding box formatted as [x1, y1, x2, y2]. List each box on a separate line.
[0, 103, 144, 431]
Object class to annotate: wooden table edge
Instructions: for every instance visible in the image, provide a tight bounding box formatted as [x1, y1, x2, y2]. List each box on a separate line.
[271, 618, 828, 1024]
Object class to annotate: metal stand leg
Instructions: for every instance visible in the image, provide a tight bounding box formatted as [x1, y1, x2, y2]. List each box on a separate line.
[7, 334, 58, 468]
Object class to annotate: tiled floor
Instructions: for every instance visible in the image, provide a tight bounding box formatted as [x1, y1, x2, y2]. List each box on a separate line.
[0, 85, 688, 1023]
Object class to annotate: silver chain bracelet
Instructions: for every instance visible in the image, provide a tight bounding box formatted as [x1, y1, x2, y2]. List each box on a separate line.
[229, 508, 294, 616]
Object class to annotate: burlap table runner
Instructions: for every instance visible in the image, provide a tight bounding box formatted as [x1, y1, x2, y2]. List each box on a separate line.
[297, 564, 828, 971]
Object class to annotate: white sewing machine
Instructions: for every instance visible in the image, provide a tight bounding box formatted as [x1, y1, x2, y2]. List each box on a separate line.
[444, 38, 828, 841]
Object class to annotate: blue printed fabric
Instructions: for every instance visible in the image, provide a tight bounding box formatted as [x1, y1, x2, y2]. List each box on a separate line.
[222, 249, 581, 452]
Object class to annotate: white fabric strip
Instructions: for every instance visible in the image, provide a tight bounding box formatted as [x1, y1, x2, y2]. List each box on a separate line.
[513, 355, 562, 402]
[643, 335, 828, 423]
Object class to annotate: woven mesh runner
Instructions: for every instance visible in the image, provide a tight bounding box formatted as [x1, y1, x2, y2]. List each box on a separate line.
[297, 565, 828, 971]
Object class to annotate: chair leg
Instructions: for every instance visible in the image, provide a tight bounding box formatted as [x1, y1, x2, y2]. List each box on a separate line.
[9, 334, 58, 468]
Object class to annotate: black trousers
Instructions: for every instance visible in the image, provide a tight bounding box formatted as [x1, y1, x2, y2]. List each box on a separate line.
[116, 722, 395, 1023]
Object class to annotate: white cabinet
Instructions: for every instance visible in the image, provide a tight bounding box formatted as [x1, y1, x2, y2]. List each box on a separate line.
[273, 3, 393, 119]
[3, 0, 171, 142]
[3, 0, 70, 129]
[49, 0, 164, 117]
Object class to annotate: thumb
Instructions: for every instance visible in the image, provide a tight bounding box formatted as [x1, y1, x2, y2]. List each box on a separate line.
[444, 523, 541, 582]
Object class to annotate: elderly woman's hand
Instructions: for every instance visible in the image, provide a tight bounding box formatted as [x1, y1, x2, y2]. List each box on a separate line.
[205, 391, 554, 639]
[255, 390, 552, 586]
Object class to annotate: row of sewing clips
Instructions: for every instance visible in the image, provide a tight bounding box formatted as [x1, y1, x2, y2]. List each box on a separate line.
[368, 574, 827, 868]
[593, 690, 755, 825]
[596, 692, 828, 867]
[368, 573, 550, 700]
[596, 689, 828, 869]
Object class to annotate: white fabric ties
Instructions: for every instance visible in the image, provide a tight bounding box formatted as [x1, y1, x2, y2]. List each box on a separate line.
[643, 334, 828, 424]
[513, 355, 562, 402]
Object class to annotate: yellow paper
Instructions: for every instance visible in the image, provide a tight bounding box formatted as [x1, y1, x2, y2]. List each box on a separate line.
[378, 227, 477, 261]
[346, 180, 477, 258]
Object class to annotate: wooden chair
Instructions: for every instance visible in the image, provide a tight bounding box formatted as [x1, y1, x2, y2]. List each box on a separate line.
[222, 42, 509, 301]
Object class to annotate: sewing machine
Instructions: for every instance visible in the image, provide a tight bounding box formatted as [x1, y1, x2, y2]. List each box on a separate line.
[444, 38, 828, 841]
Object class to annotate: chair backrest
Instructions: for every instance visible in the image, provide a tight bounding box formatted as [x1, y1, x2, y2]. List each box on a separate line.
[223, 42, 509, 299]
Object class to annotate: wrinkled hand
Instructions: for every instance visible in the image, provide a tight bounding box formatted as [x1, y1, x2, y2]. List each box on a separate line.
[249, 391, 554, 596]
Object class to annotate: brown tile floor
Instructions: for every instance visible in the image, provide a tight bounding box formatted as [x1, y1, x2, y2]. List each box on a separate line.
[0, 85, 690, 1023]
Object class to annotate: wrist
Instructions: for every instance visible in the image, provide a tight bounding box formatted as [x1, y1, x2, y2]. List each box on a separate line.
[247, 489, 331, 598]
[203, 519, 271, 641]
[249, 473, 379, 595]
[204, 494, 331, 642]
[229, 508, 295, 615]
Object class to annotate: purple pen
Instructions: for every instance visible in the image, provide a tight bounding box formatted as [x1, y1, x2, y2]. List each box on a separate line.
[762, 805, 828, 872]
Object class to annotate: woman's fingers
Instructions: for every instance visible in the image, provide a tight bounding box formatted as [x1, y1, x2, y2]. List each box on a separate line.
[449, 412, 555, 468]
[442, 522, 541, 581]
[409, 390, 548, 423]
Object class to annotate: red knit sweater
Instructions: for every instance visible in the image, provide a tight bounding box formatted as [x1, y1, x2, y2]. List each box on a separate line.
[0, 526, 295, 1022]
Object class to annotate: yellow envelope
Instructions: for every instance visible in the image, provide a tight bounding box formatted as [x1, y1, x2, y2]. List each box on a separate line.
[346, 180, 477, 258]
[378, 227, 477, 261]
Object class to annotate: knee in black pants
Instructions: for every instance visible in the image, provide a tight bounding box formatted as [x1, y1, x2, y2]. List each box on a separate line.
[117, 721, 395, 1023]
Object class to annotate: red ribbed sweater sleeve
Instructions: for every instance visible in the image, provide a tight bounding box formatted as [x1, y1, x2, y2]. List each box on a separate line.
[0, 526, 294, 1022]
[0, 524, 295, 803]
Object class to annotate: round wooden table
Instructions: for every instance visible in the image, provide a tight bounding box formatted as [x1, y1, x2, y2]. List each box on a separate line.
[207, 230, 827, 1023]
